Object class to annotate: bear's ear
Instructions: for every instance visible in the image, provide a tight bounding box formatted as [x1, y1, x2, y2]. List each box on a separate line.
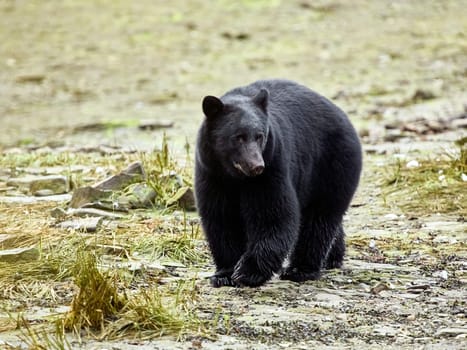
[202, 96, 224, 119]
[252, 88, 269, 112]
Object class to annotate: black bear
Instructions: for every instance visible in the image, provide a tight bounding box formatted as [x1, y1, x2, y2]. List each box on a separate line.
[195, 79, 362, 288]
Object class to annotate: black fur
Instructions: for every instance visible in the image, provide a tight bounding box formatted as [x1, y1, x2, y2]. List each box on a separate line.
[195, 79, 362, 287]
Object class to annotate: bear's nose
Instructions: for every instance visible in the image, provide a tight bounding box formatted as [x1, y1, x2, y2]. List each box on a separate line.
[252, 165, 264, 176]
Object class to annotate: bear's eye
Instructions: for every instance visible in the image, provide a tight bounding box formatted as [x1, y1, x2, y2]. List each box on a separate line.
[255, 133, 264, 142]
[235, 134, 246, 143]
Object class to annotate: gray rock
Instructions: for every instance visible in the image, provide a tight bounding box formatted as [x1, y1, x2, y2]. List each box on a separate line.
[166, 186, 196, 211]
[34, 189, 55, 196]
[138, 119, 174, 130]
[124, 183, 157, 209]
[0, 247, 40, 262]
[93, 161, 145, 191]
[58, 217, 103, 232]
[66, 207, 126, 219]
[69, 186, 112, 208]
[0, 194, 71, 204]
[7, 175, 70, 195]
[435, 328, 467, 337]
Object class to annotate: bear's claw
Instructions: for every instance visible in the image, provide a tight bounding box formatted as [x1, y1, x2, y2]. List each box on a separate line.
[210, 275, 237, 288]
[280, 268, 321, 282]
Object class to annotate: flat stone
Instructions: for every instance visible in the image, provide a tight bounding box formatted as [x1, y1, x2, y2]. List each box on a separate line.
[435, 327, 467, 337]
[67, 207, 125, 219]
[21, 165, 89, 175]
[0, 247, 40, 262]
[58, 217, 103, 232]
[7, 175, 69, 195]
[93, 161, 145, 191]
[166, 186, 196, 211]
[0, 194, 71, 204]
[313, 292, 345, 307]
[34, 189, 55, 196]
[138, 119, 174, 130]
[422, 221, 465, 232]
[69, 186, 112, 208]
[122, 183, 157, 209]
[373, 325, 398, 337]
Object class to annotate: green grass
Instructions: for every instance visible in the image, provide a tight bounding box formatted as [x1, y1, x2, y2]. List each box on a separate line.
[382, 139, 466, 216]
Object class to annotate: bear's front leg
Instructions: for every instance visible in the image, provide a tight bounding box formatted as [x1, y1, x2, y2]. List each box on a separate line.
[232, 184, 300, 287]
[196, 177, 247, 288]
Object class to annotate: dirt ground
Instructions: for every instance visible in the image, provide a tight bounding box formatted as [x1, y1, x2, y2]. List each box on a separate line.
[0, 0, 466, 349]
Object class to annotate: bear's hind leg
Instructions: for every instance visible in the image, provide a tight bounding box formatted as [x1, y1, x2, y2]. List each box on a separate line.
[324, 224, 345, 269]
[281, 216, 342, 282]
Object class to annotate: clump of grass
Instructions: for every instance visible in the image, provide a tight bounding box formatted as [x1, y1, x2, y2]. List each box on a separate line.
[61, 249, 205, 340]
[19, 317, 71, 350]
[382, 140, 466, 216]
[64, 250, 126, 333]
[133, 214, 209, 266]
[114, 288, 185, 338]
[141, 135, 194, 211]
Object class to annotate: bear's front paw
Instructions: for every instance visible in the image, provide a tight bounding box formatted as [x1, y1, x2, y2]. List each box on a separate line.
[280, 267, 321, 282]
[210, 275, 237, 288]
[231, 255, 272, 287]
[210, 268, 238, 288]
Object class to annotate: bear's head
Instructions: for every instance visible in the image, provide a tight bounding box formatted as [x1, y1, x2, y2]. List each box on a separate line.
[202, 89, 270, 178]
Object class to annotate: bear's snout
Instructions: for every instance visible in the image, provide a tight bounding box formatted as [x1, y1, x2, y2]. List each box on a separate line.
[251, 163, 264, 176]
[233, 159, 264, 177]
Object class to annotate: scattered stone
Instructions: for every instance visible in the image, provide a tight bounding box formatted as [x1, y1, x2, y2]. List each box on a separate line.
[66, 207, 126, 219]
[69, 186, 112, 208]
[0, 247, 40, 262]
[452, 118, 467, 129]
[0, 194, 71, 204]
[384, 213, 399, 221]
[123, 183, 157, 209]
[370, 282, 390, 295]
[406, 160, 420, 168]
[15, 73, 46, 84]
[34, 189, 55, 197]
[166, 186, 196, 211]
[407, 284, 430, 294]
[433, 270, 448, 280]
[435, 328, 467, 337]
[313, 292, 345, 307]
[93, 161, 145, 191]
[406, 314, 416, 321]
[50, 207, 68, 219]
[422, 221, 466, 232]
[373, 325, 398, 337]
[22, 165, 89, 175]
[58, 217, 103, 232]
[83, 201, 130, 212]
[411, 88, 437, 102]
[7, 175, 70, 195]
[138, 119, 174, 130]
[461, 173, 467, 182]
[90, 244, 128, 257]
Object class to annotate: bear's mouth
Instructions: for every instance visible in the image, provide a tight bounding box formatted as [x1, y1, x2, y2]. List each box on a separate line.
[233, 162, 249, 176]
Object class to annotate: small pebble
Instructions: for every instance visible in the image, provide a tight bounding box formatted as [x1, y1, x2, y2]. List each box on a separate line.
[384, 213, 399, 220]
[406, 160, 420, 168]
